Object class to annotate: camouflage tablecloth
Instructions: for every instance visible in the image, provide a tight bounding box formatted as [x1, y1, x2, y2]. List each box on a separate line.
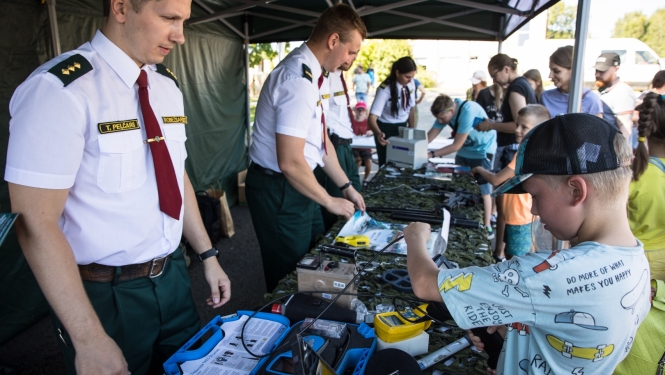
[266, 166, 495, 375]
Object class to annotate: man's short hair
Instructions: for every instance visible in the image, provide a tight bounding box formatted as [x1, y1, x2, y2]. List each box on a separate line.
[103, 0, 152, 17]
[517, 104, 551, 125]
[309, 4, 367, 44]
[430, 94, 453, 116]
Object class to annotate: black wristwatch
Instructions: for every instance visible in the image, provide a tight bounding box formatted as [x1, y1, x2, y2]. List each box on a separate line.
[198, 246, 219, 262]
[339, 181, 353, 191]
[429, 151, 435, 158]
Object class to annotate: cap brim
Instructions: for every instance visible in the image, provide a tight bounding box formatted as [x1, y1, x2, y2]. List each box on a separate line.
[491, 173, 533, 197]
[469, 78, 480, 84]
[593, 63, 609, 72]
[576, 324, 608, 331]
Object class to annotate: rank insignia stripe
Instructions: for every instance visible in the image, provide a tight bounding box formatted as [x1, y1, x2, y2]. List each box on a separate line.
[162, 116, 188, 124]
[302, 63, 313, 82]
[98, 119, 141, 134]
[156, 64, 179, 88]
[47, 54, 93, 87]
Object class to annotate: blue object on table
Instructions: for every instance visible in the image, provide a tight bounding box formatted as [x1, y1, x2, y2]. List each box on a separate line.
[472, 117, 486, 128]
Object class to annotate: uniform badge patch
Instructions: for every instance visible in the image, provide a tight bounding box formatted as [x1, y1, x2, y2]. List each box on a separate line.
[162, 116, 188, 124]
[156, 64, 179, 88]
[47, 54, 93, 87]
[302, 64, 313, 82]
[322, 94, 330, 99]
[98, 119, 140, 134]
[334, 91, 345, 97]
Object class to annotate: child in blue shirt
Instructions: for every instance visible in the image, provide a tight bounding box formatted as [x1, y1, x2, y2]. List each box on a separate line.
[407, 113, 649, 374]
[428, 94, 497, 237]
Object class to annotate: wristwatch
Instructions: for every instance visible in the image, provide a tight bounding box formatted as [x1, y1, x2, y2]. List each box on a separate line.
[198, 246, 219, 262]
[429, 151, 435, 158]
[339, 181, 353, 191]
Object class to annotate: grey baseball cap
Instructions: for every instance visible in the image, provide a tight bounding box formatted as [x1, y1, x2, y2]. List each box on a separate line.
[594, 52, 620, 71]
[554, 310, 608, 330]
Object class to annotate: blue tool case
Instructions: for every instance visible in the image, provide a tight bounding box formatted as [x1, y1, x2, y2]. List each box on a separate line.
[163, 311, 376, 375]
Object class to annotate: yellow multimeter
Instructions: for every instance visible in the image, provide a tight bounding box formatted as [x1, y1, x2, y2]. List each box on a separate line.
[373, 304, 432, 343]
[334, 235, 371, 248]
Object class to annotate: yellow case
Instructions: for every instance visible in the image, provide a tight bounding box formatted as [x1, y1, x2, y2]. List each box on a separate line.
[373, 304, 432, 343]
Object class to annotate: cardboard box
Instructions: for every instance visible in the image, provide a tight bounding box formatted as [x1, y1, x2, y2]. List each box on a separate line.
[238, 169, 247, 205]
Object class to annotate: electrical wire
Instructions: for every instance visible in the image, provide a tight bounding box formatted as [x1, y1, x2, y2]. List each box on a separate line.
[239, 234, 405, 359]
[364, 184, 439, 197]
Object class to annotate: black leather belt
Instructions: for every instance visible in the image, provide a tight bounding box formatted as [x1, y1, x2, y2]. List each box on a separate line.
[328, 132, 352, 146]
[250, 162, 283, 177]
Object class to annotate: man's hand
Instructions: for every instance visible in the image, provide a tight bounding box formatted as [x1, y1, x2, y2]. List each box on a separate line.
[376, 132, 389, 146]
[476, 120, 493, 132]
[342, 186, 366, 212]
[324, 197, 356, 220]
[203, 259, 231, 308]
[75, 333, 128, 375]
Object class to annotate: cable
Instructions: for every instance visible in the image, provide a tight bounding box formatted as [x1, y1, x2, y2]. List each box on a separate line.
[238, 234, 406, 360]
[364, 184, 438, 197]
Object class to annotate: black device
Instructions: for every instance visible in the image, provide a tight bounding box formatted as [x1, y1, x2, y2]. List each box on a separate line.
[317, 244, 356, 258]
[426, 303, 504, 369]
[197, 246, 219, 262]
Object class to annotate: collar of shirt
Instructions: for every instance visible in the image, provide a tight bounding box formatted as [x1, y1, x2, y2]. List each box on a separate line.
[91, 30, 147, 89]
[298, 43, 322, 83]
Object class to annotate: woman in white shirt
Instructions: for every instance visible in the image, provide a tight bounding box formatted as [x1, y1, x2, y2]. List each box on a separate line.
[368, 56, 417, 166]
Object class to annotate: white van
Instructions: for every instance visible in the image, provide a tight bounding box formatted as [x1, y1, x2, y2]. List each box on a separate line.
[515, 38, 663, 90]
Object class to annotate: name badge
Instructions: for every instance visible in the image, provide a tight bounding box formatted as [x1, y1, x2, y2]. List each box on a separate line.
[334, 91, 345, 97]
[98, 119, 140, 134]
[162, 116, 188, 124]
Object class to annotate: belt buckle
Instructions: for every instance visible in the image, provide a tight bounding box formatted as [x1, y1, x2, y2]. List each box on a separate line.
[148, 254, 169, 278]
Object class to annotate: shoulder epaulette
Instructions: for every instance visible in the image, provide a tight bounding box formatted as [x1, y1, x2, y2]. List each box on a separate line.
[379, 80, 389, 89]
[302, 64, 313, 82]
[323, 69, 329, 78]
[156, 64, 179, 88]
[47, 54, 93, 87]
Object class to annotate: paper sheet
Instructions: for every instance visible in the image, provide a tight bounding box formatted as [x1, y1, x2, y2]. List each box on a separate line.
[180, 315, 286, 375]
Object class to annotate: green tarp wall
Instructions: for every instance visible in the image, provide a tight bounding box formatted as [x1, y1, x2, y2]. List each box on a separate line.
[0, 0, 248, 344]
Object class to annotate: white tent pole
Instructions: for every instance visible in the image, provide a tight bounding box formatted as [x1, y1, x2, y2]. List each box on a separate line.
[567, 0, 591, 114]
[554, 0, 591, 251]
[46, 0, 61, 56]
[244, 16, 252, 152]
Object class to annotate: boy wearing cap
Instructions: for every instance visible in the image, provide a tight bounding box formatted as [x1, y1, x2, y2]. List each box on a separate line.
[405, 113, 650, 374]
[595, 52, 636, 137]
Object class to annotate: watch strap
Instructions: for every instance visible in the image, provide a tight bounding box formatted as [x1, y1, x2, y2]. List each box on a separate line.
[198, 247, 219, 262]
[339, 181, 352, 191]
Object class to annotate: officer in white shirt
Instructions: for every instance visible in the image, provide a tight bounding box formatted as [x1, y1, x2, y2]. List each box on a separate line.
[368, 56, 418, 166]
[314, 65, 362, 231]
[5, 1, 231, 374]
[247, 4, 367, 292]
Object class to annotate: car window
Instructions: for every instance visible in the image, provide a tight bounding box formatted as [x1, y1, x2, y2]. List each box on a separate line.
[635, 51, 658, 65]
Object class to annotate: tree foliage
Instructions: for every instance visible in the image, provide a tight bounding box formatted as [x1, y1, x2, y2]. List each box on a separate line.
[353, 39, 413, 83]
[613, 9, 665, 58]
[613, 11, 648, 39]
[546, 2, 576, 39]
[248, 43, 277, 68]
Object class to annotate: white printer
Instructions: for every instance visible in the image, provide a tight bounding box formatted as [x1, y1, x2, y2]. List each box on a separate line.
[386, 127, 429, 168]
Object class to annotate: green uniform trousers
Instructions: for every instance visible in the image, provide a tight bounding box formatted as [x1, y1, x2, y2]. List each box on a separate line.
[246, 164, 325, 292]
[375, 120, 406, 167]
[50, 249, 200, 375]
[314, 143, 361, 231]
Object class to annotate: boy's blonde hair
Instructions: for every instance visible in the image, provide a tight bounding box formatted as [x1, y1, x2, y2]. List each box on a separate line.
[517, 104, 550, 126]
[539, 132, 633, 209]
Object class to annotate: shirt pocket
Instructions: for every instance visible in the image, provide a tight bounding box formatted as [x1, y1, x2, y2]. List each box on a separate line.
[333, 93, 347, 116]
[97, 131, 147, 193]
[163, 124, 188, 178]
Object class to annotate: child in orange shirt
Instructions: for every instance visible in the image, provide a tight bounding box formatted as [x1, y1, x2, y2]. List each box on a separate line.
[472, 105, 550, 259]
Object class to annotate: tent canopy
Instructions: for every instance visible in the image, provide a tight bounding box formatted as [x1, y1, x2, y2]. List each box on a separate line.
[188, 0, 558, 43]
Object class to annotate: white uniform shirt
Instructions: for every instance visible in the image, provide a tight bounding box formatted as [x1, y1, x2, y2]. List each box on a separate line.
[599, 80, 636, 129]
[250, 44, 327, 172]
[5, 30, 187, 266]
[369, 80, 416, 123]
[326, 70, 355, 139]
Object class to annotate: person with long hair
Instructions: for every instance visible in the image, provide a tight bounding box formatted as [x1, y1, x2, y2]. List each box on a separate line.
[476, 53, 537, 260]
[629, 92, 665, 280]
[523, 69, 543, 103]
[540, 46, 603, 118]
[368, 56, 417, 166]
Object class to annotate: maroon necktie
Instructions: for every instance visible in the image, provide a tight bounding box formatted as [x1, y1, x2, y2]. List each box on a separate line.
[137, 70, 182, 220]
[317, 72, 328, 155]
[339, 73, 354, 122]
